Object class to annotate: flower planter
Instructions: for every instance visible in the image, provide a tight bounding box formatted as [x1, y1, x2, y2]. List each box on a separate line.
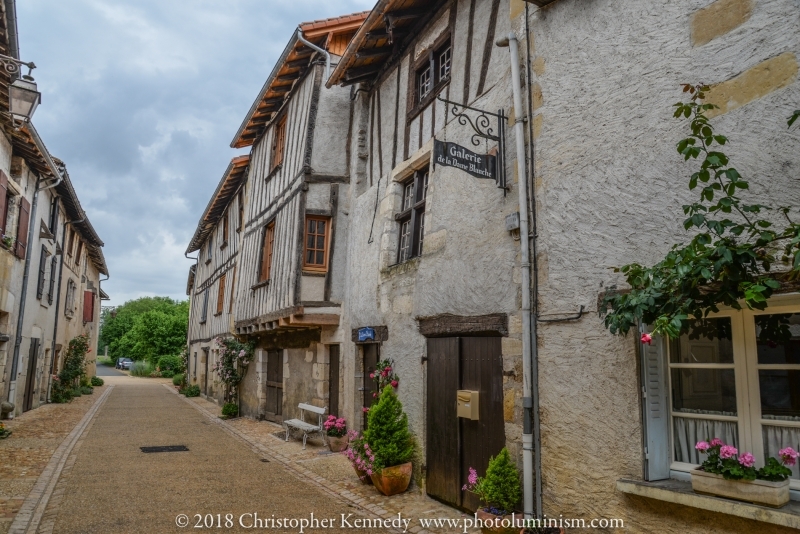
[370, 462, 412, 496]
[691, 468, 790, 508]
[328, 435, 349, 453]
[475, 509, 518, 534]
[352, 465, 373, 485]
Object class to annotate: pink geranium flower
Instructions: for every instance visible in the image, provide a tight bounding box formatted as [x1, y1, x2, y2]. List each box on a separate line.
[719, 445, 738, 459]
[362, 407, 369, 413]
[695, 441, 710, 453]
[640, 333, 652, 345]
[738, 452, 755, 468]
[779, 447, 799, 466]
[709, 438, 723, 447]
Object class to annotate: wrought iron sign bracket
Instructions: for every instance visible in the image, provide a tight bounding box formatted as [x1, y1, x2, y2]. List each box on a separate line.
[436, 95, 507, 193]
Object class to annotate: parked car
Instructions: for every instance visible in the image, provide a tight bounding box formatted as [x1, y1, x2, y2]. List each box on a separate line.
[116, 358, 133, 370]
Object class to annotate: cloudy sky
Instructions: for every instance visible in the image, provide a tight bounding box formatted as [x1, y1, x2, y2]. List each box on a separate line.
[17, 0, 374, 306]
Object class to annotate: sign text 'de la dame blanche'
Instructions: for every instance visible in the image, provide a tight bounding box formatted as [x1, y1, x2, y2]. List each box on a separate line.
[433, 139, 496, 181]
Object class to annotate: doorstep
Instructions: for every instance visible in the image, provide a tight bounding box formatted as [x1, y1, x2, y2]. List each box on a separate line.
[617, 478, 800, 529]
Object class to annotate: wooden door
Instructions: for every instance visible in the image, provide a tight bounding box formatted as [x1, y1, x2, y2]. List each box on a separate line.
[264, 350, 283, 422]
[362, 344, 379, 428]
[24, 338, 40, 412]
[329, 345, 340, 417]
[425, 336, 505, 511]
[203, 349, 209, 396]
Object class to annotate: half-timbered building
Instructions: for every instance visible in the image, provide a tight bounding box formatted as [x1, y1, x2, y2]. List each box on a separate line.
[186, 155, 249, 404]
[327, 0, 522, 513]
[225, 13, 368, 420]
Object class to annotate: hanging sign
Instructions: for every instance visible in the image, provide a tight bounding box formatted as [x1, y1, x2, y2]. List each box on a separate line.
[357, 327, 376, 342]
[434, 139, 496, 181]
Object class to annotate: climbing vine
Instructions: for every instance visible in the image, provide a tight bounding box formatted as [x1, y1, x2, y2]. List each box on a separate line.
[51, 334, 91, 403]
[211, 336, 255, 402]
[601, 85, 800, 341]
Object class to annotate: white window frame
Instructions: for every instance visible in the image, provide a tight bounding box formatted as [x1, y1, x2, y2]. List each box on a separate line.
[667, 293, 800, 492]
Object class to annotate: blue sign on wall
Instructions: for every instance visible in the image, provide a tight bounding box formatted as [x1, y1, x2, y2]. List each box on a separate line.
[357, 327, 376, 342]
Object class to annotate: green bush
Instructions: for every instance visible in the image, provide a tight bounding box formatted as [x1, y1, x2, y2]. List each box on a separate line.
[364, 386, 414, 471]
[70, 388, 83, 398]
[80, 386, 94, 395]
[160, 369, 175, 379]
[51, 380, 73, 403]
[183, 384, 200, 397]
[172, 373, 185, 386]
[130, 361, 154, 377]
[480, 448, 521, 514]
[222, 402, 238, 417]
[90, 376, 104, 386]
[157, 354, 183, 374]
[80, 375, 90, 388]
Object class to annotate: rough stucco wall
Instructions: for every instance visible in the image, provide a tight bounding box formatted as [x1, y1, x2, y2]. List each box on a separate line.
[282, 346, 328, 421]
[239, 357, 260, 418]
[520, 0, 800, 531]
[309, 82, 351, 177]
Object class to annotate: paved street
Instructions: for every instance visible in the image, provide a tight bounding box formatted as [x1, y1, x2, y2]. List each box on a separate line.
[37, 376, 366, 534]
[94, 364, 124, 377]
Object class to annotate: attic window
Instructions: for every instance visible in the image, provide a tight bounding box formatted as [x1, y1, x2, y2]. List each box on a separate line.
[413, 36, 452, 109]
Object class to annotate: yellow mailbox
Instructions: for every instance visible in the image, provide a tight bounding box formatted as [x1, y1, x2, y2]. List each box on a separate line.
[457, 390, 479, 420]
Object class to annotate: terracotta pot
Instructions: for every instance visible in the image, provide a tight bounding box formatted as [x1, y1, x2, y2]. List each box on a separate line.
[352, 464, 373, 485]
[328, 435, 349, 453]
[370, 462, 412, 496]
[517, 529, 565, 534]
[691, 468, 790, 508]
[476, 509, 518, 534]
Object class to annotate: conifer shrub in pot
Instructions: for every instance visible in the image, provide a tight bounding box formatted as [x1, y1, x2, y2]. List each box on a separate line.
[463, 448, 524, 534]
[364, 386, 414, 496]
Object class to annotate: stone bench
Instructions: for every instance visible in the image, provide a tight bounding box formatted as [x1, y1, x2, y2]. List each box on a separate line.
[283, 403, 327, 449]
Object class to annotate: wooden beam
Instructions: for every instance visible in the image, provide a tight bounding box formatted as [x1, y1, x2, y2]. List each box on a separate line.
[286, 58, 310, 69]
[356, 47, 392, 59]
[417, 313, 508, 337]
[344, 63, 382, 82]
[383, 8, 426, 22]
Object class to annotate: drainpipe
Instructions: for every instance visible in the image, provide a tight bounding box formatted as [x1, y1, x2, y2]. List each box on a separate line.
[45, 217, 81, 401]
[296, 29, 330, 82]
[496, 32, 537, 519]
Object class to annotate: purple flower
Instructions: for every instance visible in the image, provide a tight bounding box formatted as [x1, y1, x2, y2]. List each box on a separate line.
[709, 438, 724, 447]
[738, 452, 755, 468]
[467, 467, 478, 486]
[719, 445, 738, 459]
[695, 441, 710, 453]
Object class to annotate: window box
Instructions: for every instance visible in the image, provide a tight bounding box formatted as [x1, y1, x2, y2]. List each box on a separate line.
[691, 468, 790, 508]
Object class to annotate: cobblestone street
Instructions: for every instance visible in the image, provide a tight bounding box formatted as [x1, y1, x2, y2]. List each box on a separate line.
[1, 375, 477, 534]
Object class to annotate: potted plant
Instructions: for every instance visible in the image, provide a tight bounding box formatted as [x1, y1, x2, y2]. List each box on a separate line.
[363, 386, 414, 496]
[0, 421, 11, 439]
[342, 430, 373, 485]
[463, 448, 525, 534]
[324, 415, 348, 452]
[692, 438, 798, 507]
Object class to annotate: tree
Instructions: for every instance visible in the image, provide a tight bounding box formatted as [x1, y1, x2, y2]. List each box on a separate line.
[601, 85, 800, 341]
[100, 297, 188, 361]
[364, 386, 414, 471]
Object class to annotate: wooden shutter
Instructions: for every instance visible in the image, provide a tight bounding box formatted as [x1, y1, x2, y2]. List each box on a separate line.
[49, 197, 59, 234]
[641, 326, 671, 481]
[260, 222, 275, 282]
[271, 117, 286, 169]
[0, 170, 8, 235]
[216, 273, 226, 315]
[228, 266, 236, 313]
[36, 245, 47, 299]
[15, 196, 30, 259]
[48, 255, 57, 304]
[83, 290, 95, 322]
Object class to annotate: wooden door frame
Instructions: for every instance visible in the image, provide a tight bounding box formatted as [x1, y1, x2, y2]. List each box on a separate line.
[24, 338, 40, 412]
[264, 349, 284, 423]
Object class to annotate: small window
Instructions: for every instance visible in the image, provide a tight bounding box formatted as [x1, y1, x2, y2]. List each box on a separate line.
[237, 190, 245, 231]
[47, 255, 57, 304]
[396, 167, 429, 263]
[259, 221, 275, 282]
[216, 273, 226, 315]
[271, 116, 287, 170]
[76, 241, 83, 267]
[222, 211, 229, 246]
[64, 279, 76, 318]
[229, 266, 236, 313]
[49, 197, 59, 235]
[303, 216, 330, 272]
[417, 65, 432, 101]
[438, 43, 451, 80]
[200, 289, 209, 323]
[207, 235, 213, 262]
[67, 229, 75, 256]
[414, 38, 451, 106]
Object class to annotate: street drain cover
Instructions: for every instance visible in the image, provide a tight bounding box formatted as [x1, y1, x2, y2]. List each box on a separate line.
[140, 445, 189, 453]
[260, 459, 269, 463]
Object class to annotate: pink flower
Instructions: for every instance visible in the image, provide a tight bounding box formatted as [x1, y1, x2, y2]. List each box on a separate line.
[385, 366, 392, 373]
[738, 452, 755, 468]
[779, 447, 799, 466]
[467, 467, 478, 486]
[369, 373, 374, 379]
[719, 445, 738, 459]
[391, 380, 398, 388]
[709, 438, 723, 447]
[695, 441, 710, 453]
[641, 333, 652, 345]
[362, 407, 369, 413]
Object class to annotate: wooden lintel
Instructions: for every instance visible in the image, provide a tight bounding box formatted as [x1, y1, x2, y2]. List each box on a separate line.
[417, 313, 508, 337]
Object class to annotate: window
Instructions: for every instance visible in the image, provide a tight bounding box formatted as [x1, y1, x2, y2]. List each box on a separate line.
[303, 217, 330, 272]
[644, 298, 800, 490]
[48, 197, 59, 235]
[259, 221, 275, 282]
[0, 170, 8, 236]
[237, 190, 245, 231]
[48, 255, 57, 304]
[64, 279, 76, 318]
[200, 289, 209, 323]
[83, 290, 95, 322]
[67, 229, 75, 256]
[271, 116, 287, 170]
[206, 235, 213, 263]
[221, 211, 229, 246]
[36, 245, 47, 299]
[396, 167, 429, 263]
[229, 266, 236, 313]
[76, 240, 83, 267]
[216, 273, 226, 315]
[414, 39, 451, 106]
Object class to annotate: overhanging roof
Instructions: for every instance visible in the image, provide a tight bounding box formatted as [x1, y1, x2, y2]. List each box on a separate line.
[230, 11, 369, 149]
[327, 0, 446, 87]
[186, 155, 250, 254]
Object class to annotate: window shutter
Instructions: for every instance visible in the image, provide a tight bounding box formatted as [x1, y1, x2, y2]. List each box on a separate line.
[15, 196, 30, 259]
[36, 245, 47, 299]
[83, 290, 94, 322]
[49, 197, 59, 235]
[0, 170, 8, 234]
[641, 325, 671, 481]
[48, 255, 57, 304]
[201, 289, 209, 322]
